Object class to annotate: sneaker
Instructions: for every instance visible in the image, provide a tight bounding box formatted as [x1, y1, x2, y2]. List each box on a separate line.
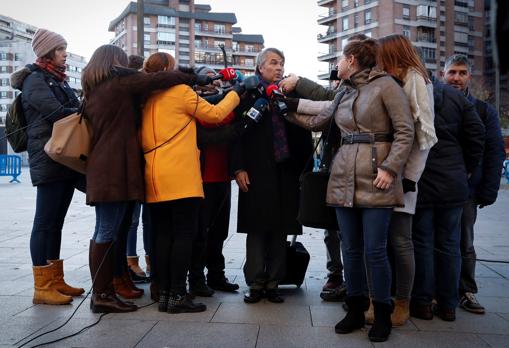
[460, 292, 485, 314]
[320, 283, 347, 302]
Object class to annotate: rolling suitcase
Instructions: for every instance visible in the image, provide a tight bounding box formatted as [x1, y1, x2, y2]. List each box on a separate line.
[281, 235, 310, 287]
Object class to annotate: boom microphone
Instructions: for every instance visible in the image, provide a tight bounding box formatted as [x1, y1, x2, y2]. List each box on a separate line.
[210, 67, 237, 82]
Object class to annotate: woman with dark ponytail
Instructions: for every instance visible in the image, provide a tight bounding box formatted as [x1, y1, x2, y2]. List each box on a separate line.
[286, 38, 414, 342]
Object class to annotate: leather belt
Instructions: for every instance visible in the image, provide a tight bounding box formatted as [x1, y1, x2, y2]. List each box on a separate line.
[341, 133, 394, 145]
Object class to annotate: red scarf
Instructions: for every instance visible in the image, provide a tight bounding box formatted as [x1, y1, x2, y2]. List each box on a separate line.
[35, 57, 67, 82]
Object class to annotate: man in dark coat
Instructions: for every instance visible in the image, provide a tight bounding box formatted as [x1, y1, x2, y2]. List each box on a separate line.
[231, 48, 313, 303]
[411, 77, 485, 322]
[442, 54, 506, 314]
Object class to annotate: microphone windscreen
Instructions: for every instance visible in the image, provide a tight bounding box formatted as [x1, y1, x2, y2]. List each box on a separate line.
[219, 67, 237, 80]
[253, 98, 269, 110]
[265, 84, 280, 97]
[243, 75, 259, 90]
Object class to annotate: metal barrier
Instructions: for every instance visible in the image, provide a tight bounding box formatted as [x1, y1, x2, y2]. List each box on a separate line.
[0, 155, 22, 183]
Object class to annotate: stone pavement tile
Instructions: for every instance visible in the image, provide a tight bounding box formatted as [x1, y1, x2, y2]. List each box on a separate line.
[19, 318, 157, 348]
[0, 314, 59, 345]
[0, 262, 32, 281]
[375, 331, 490, 348]
[498, 313, 509, 322]
[483, 263, 509, 279]
[109, 301, 220, 322]
[476, 263, 506, 278]
[476, 296, 509, 314]
[14, 297, 102, 321]
[411, 311, 509, 334]
[136, 321, 259, 348]
[477, 278, 509, 297]
[211, 302, 311, 326]
[256, 324, 372, 348]
[0, 295, 34, 323]
[478, 334, 509, 348]
[0, 279, 32, 295]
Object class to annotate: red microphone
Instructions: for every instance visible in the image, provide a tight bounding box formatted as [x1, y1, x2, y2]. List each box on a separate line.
[209, 67, 237, 82]
[266, 84, 284, 99]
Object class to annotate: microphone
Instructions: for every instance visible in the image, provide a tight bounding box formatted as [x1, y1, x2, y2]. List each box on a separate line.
[266, 84, 288, 116]
[266, 84, 285, 100]
[244, 98, 269, 123]
[210, 67, 237, 82]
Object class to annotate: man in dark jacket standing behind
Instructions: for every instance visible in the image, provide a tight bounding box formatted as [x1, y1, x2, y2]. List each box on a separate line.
[411, 76, 485, 322]
[442, 54, 506, 314]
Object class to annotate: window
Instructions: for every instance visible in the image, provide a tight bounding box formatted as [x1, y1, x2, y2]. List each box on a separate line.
[245, 58, 254, 67]
[144, 51, 150, 58]
[417, 5, 436, 18]
[341, 38, 349, 50]
[354, 14, 359, 28]
[403, 6, 410, 18]
[213, 24, 225, 34]
[144, 34, 151, 42]
[342, 17, 349, 31]
[144, 17, 151, 26]
[0, 66, 8, 72]
[421, 47, 436, 62]
[0, 53, 8, 60]
[0, 78, 8, 86]
[454, 31, 468, 43]
[354, 0, 359, 7]
[203, 23, 208, 31]
[157, 16, 175, 26]
[246, 44, 255, 52]
[454, 12, 468, 25]
[157, 32, 176, 43]
[0, 104, 7, 112]
[0, 91, 8, 98]
[365, 9, 372, 24]
[214, 40, 225, 48]
[402, 25, 411, 39]
[194, 23, 201, 32]
[14, 53, 23, 61]
[342, 0, 348, 8]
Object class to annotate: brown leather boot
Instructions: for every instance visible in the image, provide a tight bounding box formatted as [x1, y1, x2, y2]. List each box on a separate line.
[113, 273, 143, 299]
[32, 265, 73, 305]
[89, 241, 137, 313]
[365, 298, 374, 324]
[391, 298, 410, 326]
[127, 256, 146, 278]
[48, 259, 85, 297]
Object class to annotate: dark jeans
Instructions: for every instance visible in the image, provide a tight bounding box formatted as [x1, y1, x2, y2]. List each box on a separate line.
[460, 200, 478, 294]
[189, 182, 231, 285]
[126, 203, 151, 257]
[335, 207, 393, 304]
[149, 198, 200, 295]
[30, 179, 76, 266]
[412, 206, 462, 310]
[244, 229, 287, 290]
[388, 212, 415, 299]
[324, 229, 343, 280]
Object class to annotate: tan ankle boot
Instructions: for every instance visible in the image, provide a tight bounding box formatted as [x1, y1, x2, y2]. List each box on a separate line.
[127, 256, 146, 277]
[33, 265, 73, 305]
[391, 298, 410, 326]
[48, 259, 85, 297]
[145, 255, 151, 276]
[365, 298, 374, 324]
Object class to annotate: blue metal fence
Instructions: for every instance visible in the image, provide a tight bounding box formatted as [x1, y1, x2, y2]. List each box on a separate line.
[0, 155, 22, 183]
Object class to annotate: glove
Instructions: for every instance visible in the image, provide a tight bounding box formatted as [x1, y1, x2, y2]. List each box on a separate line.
[402, 178, 416, 193]
[231, 81, 245, 95]
[195, 74, 212, 86]
[285, 97, 299, 112]
[477, 197, 494, 209]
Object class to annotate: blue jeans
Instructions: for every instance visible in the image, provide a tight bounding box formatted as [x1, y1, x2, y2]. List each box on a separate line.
[335, 207, 393, 304]
[93, 202, 135, 244]
[126, 203, 151, 256]
[412, 206, 462, 310]
[30, 180, 76, 266]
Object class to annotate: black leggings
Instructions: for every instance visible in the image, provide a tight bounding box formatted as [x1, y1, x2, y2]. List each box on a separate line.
[149, 198, 200, 295]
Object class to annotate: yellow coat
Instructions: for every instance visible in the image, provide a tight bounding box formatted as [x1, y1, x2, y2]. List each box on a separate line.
[141, 84, 240, 203]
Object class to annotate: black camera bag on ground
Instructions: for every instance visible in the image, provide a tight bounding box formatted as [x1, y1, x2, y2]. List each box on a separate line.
[281, 235, 310, 288]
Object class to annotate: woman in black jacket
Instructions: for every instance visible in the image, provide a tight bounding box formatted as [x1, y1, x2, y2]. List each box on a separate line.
[10, 29, 84, 305]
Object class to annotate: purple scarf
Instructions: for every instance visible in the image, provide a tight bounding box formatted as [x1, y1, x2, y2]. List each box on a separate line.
[258, 74, 290, 162]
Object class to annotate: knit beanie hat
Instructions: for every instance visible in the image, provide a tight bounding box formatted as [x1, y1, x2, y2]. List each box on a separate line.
[194, 66, 216, 76]
[31, 28, 67, 58]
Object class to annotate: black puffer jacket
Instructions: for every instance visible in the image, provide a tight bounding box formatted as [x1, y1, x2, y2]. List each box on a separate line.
[416, 79, 485, 208]
[11, 65, 80, 186]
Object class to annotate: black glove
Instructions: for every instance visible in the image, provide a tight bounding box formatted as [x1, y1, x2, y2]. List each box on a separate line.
[231, 81, 245, 95]
[477, 197, 494, 209]
[195, 74, 212, 86]
[285, 97, 299, 112]
[402, 178, 416, 193]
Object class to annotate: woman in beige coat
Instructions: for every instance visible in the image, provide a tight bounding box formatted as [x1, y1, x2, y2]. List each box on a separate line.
[287, 39, 414, 342]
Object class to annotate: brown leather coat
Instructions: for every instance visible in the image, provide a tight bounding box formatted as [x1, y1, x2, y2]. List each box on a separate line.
[289, 69, 414, 208]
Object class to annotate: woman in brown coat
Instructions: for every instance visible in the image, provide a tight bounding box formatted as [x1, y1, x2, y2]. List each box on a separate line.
[81, 45, 195, 313]
[288, 39, 414, 342]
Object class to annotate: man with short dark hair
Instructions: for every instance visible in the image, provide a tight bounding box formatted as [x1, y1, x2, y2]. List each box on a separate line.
[442, 54, 505, 314]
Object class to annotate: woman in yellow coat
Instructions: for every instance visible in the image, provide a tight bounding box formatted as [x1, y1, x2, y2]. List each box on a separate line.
[141, 52, 241, 314]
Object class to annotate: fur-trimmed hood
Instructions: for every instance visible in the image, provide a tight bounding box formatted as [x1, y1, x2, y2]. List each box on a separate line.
[10, 64, 37, 90]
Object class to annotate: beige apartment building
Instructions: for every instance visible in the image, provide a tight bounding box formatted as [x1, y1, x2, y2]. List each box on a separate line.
[317, 0, 486, 80]
[109, 0, 264, 75]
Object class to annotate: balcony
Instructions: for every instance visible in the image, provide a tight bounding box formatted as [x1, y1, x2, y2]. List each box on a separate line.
[317, 31, 337, 43]
[232, 49, 259, 57]
[195, 46, 233, 54]
[415, 16, 437, 28]
[318, 50, 340, 62]
[194, 29, 233, 39]
[317, 0, 335, 6]
[318, 9, 337, 25]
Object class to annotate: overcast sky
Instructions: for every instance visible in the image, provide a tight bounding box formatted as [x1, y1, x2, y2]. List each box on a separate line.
[1, 0, 328, 81]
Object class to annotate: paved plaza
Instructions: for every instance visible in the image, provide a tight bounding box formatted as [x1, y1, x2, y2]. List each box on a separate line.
[0, 171, 508, 347]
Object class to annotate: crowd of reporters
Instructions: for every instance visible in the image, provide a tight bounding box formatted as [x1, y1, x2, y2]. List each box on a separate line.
[13, 28, 505, 343]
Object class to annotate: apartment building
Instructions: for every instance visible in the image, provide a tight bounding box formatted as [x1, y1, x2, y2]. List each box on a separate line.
[317, 0, 485, 80]
[0, 14, 86, 155]
[109, 0, 264, 75]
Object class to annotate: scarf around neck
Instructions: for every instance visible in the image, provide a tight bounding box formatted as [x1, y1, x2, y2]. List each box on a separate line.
[35, 57, 67, 82]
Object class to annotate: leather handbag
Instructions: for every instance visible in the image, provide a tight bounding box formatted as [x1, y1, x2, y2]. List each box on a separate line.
[297, 170, 338, 230]
[44, 112, 91, 174]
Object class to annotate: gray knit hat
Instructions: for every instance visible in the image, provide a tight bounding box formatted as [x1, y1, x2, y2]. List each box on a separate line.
[31, 28, 67, 58]
[195, 66, 216, 76]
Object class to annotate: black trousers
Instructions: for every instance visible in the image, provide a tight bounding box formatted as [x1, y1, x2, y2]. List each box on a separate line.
[243, 229, 287, 290]
[149, 198, 200, 295]
[189, 182, 231, 285]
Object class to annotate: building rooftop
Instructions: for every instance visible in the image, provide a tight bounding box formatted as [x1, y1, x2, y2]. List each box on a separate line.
[233, 34, 264, 44]
[108, 1, 237, 31]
